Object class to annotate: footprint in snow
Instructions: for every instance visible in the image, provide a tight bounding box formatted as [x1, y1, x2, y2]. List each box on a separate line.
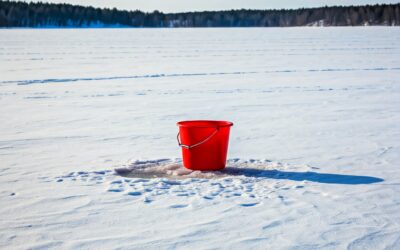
[240, 202, 259, 207]
[143, 196, 153, 204]
[107, 187, 124, 192]
[54, 170, 111, 183]
[169, 204, 188, 209]
[127, 191, 142, 196]
[108, 180, 125, 192]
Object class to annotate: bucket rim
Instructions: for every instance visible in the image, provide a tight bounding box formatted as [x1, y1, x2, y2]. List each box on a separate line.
[177, 120, 233, 128]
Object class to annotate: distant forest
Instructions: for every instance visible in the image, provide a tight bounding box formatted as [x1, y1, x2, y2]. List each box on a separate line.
[0, 1, 399, 28]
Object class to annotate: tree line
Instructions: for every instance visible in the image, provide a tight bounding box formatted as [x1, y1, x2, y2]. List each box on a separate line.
[0, 0, 399, 28]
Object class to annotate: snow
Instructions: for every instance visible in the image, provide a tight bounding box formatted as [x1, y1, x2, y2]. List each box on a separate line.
[1, 27, 400, 249]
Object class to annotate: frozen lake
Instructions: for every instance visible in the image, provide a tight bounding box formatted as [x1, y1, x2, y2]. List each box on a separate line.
[1, 27, 400, 249]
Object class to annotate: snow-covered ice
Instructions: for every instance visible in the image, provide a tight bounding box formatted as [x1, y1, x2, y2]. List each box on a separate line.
[1, 27, 400, 249]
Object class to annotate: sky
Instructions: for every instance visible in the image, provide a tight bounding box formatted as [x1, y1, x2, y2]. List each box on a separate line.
[21, 0, 400, 13]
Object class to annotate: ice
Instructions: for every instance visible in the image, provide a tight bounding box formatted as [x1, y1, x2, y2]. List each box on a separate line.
[1, 27, 400, 249]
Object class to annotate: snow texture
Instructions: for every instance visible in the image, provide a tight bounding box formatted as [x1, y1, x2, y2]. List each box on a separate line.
[1, 27, 400, 249]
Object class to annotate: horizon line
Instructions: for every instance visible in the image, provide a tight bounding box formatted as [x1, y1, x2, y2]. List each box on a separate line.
[5, 0, 399, 14]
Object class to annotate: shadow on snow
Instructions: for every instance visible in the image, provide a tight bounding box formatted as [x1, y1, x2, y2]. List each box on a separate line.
[116, 165, 383, 184]
[224, 167, 383, 185]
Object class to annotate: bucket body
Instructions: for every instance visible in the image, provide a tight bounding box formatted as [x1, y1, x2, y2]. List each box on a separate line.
[177, 120, 233, 171]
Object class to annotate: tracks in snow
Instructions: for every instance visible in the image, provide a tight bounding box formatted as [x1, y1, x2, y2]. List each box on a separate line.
[2, 67, 400, 85]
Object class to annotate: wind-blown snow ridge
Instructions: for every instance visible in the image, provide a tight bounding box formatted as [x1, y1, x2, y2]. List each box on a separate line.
[3, 67, 400, 85]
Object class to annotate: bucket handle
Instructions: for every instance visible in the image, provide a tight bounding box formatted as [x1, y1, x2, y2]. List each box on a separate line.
[177, 128, 219, 149]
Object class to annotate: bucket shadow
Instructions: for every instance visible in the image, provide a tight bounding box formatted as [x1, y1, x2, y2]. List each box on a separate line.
[223, 167, 383, 185]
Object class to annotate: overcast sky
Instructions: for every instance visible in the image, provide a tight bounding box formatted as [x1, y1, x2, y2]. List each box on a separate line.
[21, 0, 400, 13]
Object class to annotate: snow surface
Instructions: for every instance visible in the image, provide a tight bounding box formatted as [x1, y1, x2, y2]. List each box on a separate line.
[1, 27, 400, 249]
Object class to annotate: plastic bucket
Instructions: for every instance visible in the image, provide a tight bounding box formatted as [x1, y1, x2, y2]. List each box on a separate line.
[177, 120, 233, 171]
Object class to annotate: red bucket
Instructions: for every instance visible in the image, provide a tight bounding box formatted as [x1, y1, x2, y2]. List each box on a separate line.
[177, 120, 233, 171]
